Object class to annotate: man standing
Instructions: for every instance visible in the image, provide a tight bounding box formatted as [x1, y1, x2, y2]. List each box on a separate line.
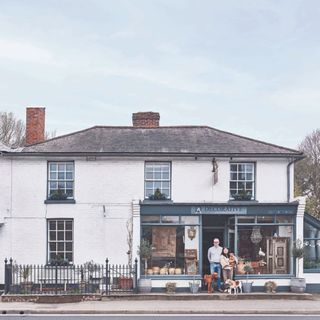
[207, 238, 223, 292]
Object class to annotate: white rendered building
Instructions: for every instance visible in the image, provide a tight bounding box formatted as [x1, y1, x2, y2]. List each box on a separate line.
[0, 107, 320, 292]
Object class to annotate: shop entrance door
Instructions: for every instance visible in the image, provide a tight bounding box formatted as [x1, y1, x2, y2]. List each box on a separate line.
[202, 228, 225, 275]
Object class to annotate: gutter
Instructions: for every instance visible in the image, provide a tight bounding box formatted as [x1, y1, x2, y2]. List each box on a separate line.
[3, 151, 305, 159]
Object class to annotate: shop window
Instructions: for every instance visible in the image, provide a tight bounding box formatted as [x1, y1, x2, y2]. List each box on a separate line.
[257, 216, 275, 223]
[304, 221, 320, 271]
[161, 216, 179, 223]
[141, 224, 200, 276]
[141, 216, 160, 223]
[237, 225, 292, 275]
[237, 216, 255, 223]
[276, 215, 293, 224]
[180, 216, 200, 224]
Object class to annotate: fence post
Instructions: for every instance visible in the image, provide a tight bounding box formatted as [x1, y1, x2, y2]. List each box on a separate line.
[4, 258, 13, 294]
[55, 264, 58, 295]
[4, 258, 8, 294]
[105, 258, 109, 295]
[134, 258, 138, 294]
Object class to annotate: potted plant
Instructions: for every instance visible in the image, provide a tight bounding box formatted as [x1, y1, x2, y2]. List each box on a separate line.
[242, 262, 253, 293]
[290, 239, 306, 293]
[264, 280, 277, 293]
[189, 276, 200, 294]
[165, 282, 177, 294]
[19, 265, 33, 293]
[233, 190, 252, 201]
[49, 189, 68, 200]
[137, 238, 153, 293]
[84, 260, 101, 293]
[148, 188, 167, 200]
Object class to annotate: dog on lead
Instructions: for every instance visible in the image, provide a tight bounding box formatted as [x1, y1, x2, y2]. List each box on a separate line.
[224, 279, 242, 294]
[203, 272, 218, 293]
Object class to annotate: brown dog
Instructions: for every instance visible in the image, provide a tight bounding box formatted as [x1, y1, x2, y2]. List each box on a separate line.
[203, 272, 218, 293]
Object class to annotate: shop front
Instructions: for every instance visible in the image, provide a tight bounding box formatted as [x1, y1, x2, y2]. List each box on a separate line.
[140, 202, 298, 291]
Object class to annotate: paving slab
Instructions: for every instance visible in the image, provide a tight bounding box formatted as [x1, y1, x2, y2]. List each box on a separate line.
[1, 296, 320, 315]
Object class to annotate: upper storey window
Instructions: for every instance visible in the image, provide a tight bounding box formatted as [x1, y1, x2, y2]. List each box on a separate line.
[230, 163, 255, 200]
[145, 162, 171, 200]
[48, 162, 74, 200]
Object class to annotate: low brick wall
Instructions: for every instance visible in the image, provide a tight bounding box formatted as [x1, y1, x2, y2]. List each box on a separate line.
[1, 294, 102, 303]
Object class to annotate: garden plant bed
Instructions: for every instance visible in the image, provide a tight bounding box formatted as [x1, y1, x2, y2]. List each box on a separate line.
[1, 294, 102, 303]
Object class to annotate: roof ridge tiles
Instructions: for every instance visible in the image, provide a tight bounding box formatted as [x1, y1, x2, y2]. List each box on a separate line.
[20, 125, 303, 156]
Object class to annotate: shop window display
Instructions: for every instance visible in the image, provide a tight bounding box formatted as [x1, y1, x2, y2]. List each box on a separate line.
[304, 220, 320, 271]
[141, 217, 200, 276]
[237, 224, 292, 275]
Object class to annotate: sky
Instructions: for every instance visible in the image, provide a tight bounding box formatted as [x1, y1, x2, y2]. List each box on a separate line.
[0, 0, 320, 149]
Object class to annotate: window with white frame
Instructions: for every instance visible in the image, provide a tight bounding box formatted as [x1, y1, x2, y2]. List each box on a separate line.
[48, 162, 74, 200]
[145, 162, 171, 200]
[230, 163, 255, 200]
[48, 219, 73, 263]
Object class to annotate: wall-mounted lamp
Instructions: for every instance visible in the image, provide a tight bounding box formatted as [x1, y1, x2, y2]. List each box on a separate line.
[187, 226, 197, 240]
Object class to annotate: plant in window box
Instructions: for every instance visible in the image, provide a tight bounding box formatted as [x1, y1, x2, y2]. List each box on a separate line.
[49, 189, 68, 200]
[233, 190, 252, 201]
[290, 239, 306, 293]
[148, 188, 167, 200]
[241, 262, 254, 293]
[49, 255, 70, 266]
[137, 238, 154, 293]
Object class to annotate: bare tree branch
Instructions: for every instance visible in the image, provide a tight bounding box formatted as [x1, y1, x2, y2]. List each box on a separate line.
[0, 112, 25, 148]
[0, 111, 57, 148]
[295, 129, 320, 218]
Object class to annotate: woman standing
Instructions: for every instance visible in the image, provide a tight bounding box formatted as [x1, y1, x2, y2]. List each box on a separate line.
[220, 247, 232, 282]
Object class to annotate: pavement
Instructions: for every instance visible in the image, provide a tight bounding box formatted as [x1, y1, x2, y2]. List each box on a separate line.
[1, 294, 320, 315]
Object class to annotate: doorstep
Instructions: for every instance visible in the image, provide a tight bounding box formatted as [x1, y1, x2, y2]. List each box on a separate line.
[102, 292, 314, 301]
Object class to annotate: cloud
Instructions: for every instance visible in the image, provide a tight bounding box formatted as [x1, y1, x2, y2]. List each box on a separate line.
[0, 38, 57, 65]
[269, 87, 320, 113]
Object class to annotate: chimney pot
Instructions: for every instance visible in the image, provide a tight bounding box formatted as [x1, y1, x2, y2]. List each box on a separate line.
[26, 107, 45, 145]
[132, 112, 160, 128]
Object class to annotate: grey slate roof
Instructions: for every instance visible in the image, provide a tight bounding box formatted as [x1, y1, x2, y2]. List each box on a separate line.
[19, 126, 302, 157]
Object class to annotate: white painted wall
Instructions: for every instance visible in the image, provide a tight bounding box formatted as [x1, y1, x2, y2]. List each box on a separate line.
[255, 159, 289, 202]
[0, 155, 296, 285]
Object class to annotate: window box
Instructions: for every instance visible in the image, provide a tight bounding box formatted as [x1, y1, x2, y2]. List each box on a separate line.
[44, 199, 76, 204]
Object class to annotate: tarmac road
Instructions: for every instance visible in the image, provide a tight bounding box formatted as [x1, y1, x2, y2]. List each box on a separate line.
[1, 316, 320, 319]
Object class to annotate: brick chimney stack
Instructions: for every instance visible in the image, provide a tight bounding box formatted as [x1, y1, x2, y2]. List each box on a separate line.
[132, 112, 160, 128]
[26, 107, 45, 145]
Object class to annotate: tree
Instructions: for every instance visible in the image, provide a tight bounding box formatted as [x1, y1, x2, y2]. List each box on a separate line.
[0, 112, 25, 148]
[295, 129, 320, 218]
[0, 111, 56, 148]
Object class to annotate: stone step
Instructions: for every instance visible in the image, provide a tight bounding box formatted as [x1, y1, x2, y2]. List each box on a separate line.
[102, 292, 314, 301]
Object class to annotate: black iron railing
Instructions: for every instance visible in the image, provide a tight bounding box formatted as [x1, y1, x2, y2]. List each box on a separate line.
[4, 258, 138, 295]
